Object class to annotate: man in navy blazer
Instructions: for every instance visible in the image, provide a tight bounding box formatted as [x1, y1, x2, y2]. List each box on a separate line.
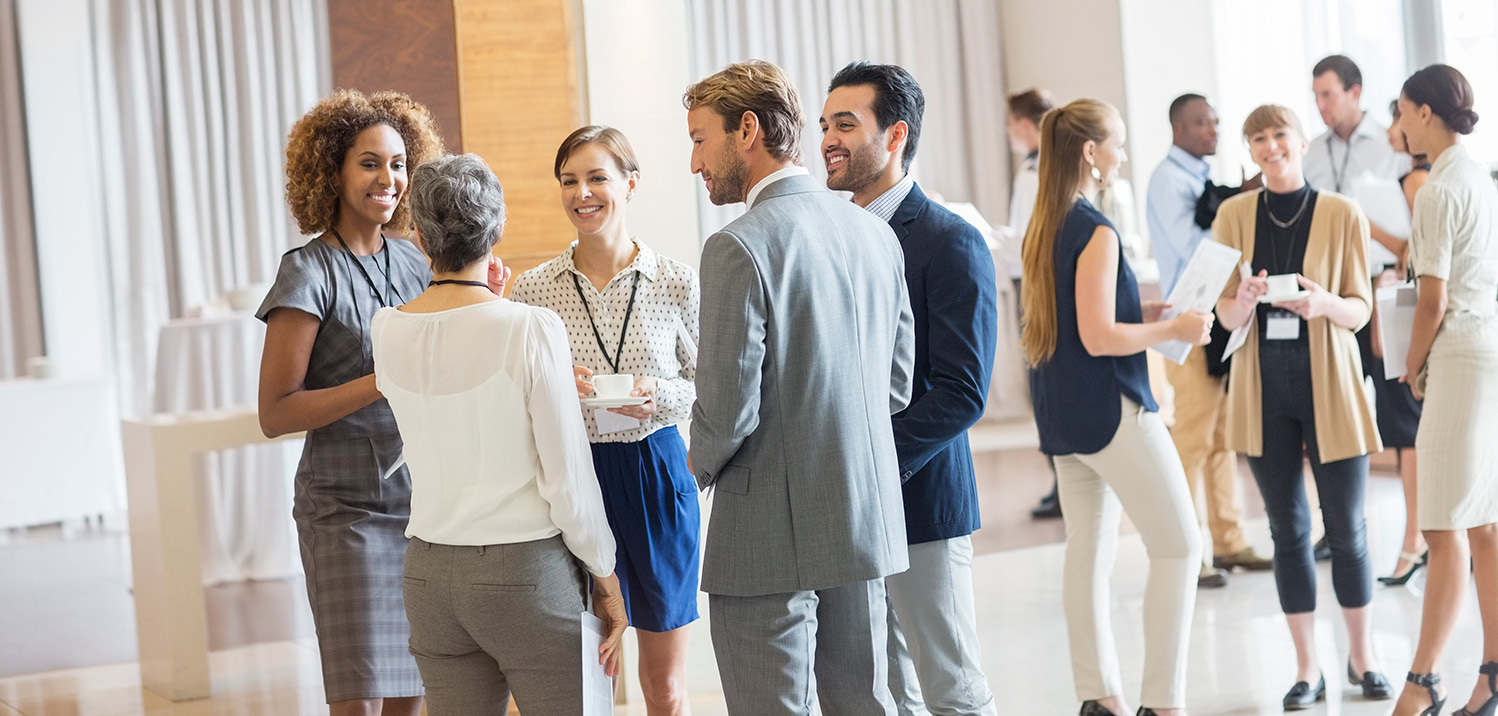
[821, 61, 999, 716]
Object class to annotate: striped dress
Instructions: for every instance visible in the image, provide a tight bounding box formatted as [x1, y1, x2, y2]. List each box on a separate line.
[257, 236, 429, 702]
[1410, 144, 1498, 531]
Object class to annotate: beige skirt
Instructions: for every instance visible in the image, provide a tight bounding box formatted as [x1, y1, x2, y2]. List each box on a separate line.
[1415, 316, 1498, 530]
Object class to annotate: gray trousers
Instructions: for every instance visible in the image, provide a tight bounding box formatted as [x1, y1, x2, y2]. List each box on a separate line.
[887, 535, 999, 716]
[403, 535, 589, 716]
[709, 578, 897, 716]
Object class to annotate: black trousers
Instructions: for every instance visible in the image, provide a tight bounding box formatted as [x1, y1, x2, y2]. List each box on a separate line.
[1246, 339, 1372, 614]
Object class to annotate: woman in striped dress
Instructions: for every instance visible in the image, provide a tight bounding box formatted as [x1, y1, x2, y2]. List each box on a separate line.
[1392, 64, 1498, 716]
[257, 89, 443, 715]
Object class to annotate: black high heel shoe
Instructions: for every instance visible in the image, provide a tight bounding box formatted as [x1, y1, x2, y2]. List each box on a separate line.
[1379, 550, 1429, 586]
[1453, 661, 1498, 716]
[1136, 709, 1161, 716]
[1406, 671, 1446, 716]
[1079, 700, 1118, 716]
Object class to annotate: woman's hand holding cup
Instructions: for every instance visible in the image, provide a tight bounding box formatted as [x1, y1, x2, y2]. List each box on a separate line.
[1235, 269, 1269, 311]
[573, 366, 595, 399]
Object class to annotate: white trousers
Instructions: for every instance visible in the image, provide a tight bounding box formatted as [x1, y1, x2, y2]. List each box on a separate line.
[1055, 397, 1200, 708]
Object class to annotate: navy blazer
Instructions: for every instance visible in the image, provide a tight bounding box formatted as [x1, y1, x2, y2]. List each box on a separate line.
[888, 183, 999, 544]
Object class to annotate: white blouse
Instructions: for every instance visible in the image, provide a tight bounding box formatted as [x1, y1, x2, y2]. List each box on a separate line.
[1411, 142, 1498, 329]
[371, 299, 616, 577]
[510, 239, 700, 443]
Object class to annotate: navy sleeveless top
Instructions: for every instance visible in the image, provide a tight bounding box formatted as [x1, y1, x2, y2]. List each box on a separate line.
[1029, 198, 1157, 455]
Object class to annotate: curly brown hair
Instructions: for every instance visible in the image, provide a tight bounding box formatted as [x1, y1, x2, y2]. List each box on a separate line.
[284, 89, 446, 235]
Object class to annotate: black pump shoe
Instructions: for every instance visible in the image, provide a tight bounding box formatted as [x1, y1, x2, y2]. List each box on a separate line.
[1137, 709, 1161, 716]
[1406, 671, 1446, 716]
[1453, 661, 1498, 716]
[1348, 659, 1393, 699]
[1080, 700, 1118, 716]
[1283, 674, 1326, 710]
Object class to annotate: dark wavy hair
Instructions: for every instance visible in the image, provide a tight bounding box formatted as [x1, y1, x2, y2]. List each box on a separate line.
[284, 89, 446, 235]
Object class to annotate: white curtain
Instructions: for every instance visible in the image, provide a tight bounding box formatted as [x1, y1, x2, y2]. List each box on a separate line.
[0, 0, 43, 380]
[687, 0, 1028, 419]
[687, 0, 1010, 239]
[89, 0, 329, 414]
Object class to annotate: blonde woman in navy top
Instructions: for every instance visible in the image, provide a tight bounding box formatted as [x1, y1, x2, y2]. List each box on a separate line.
[1021, 98, 1207, 716]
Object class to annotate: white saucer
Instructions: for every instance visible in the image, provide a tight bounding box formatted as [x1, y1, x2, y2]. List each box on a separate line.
[1258, 290, 1311, 303]
[582, 396, 649, 409]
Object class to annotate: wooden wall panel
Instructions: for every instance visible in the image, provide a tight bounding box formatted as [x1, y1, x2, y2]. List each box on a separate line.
[455, 0, 584, 276]
[328, 0, 463, 152]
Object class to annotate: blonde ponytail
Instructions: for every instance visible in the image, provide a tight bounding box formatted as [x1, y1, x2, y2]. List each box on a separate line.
[1020, 98, 1120, 366]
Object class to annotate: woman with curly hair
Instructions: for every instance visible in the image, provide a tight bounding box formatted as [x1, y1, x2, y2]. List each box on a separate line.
[256, 88, 446, 715]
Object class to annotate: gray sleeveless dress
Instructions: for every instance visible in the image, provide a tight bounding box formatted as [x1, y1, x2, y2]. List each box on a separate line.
[257, 236, 429, 702]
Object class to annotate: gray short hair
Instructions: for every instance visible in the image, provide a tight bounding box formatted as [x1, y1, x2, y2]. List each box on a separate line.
[409, 154, 506, 274]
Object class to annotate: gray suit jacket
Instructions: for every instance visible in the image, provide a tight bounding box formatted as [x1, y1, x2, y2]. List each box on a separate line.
[691, 173, 915, 597]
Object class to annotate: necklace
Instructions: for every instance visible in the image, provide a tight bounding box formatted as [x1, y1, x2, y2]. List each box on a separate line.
[429, 279, 489, 288]
[1262, 188, 1310, 229]
[332, 228, 401, 308]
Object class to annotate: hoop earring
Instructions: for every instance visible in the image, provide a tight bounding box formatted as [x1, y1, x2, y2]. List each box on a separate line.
[1090, 165, 1103, 182]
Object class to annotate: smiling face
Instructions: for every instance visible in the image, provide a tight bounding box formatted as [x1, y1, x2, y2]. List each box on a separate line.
[336, 123, 407, 230]
[820, 84, 897, 195]
[688, 106, 751, 205]
[558, 142, 637, 237]
[1247, 124, 1307, 183]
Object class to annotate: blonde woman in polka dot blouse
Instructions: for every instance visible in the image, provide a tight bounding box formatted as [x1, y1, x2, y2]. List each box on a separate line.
[509, 125, 701, 716]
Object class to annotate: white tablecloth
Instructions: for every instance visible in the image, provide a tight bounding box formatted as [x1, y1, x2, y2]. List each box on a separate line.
[154, 313, 301, 585]
[988, 245, 1031, 420]
[0, 377, 125, 529]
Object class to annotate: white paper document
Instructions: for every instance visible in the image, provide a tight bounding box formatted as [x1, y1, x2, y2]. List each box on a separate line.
[581, 611, 614, 715]
[1151, 241, 1242, 364]
[1377, 283, 1417, 378]
[1219, 261, 1254, 362]
[1347, 173, 1411, 271]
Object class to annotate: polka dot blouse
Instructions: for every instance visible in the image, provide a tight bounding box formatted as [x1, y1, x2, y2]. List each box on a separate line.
[510, 239, 700, 443]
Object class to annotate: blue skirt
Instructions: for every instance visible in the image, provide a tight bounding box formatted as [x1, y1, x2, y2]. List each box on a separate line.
[589, 425, 702, 632]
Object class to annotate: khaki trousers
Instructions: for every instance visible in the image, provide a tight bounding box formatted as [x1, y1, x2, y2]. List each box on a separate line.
[1164, 348, 1247, 558]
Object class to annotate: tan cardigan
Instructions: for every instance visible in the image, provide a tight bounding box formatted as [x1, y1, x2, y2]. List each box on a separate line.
[1213, 189, 1382, 463]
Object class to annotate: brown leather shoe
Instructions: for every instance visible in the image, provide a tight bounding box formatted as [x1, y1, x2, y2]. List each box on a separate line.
[1214, 547, 1274, 572]
[1198, 566, 1229, 588]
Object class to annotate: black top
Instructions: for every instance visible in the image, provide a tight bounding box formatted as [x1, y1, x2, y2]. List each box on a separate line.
[1400, 162, 1434, 188]
[1030, 198, 1156, 456]
[1252, 185, 1318, 349]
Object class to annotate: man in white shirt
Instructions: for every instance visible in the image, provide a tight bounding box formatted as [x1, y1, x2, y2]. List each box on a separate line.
[1146, 94, 1272, 590]
[1305, 55, 1407, 193]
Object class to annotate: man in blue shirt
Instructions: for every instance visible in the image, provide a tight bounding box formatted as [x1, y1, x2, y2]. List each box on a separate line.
[821, 61, 999, 716]
[1146, 93, 1272, 589]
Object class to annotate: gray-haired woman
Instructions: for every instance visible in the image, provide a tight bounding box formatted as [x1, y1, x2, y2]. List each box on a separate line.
[370, 153, 628, 716]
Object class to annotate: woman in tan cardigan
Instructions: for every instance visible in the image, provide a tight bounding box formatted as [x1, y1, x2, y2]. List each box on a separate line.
[1213, 105, 1388, 711]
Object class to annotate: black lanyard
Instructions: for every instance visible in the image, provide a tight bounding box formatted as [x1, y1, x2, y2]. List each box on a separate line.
[572, 271, 640, 374]
[333, 229, 400, 308]
[1326, 137, 1355, 192]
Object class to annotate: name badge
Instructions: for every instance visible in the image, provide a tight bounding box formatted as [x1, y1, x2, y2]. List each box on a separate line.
[1265, 310, 1301, 341]
[594, 408, 641, 435]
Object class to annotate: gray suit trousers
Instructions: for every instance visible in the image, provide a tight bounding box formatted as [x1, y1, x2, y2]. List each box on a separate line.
[886, 536, 998, 716]
[403, 535, 589, 716]
[709, 578, 897, 716]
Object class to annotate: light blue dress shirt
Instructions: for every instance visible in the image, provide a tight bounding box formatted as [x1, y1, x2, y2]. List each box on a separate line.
[1146, 145, 1212, 297]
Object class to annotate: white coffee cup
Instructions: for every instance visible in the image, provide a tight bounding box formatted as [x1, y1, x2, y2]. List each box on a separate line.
[1266, 273, 1300, 296]
[592, 373, 634, 399]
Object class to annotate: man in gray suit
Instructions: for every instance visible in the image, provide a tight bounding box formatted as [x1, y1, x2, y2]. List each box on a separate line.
[684, 59, 915, 716]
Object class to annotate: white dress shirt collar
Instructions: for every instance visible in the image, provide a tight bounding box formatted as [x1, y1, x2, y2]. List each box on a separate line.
[746, 165, 811, 208]
[546, 238, 660, 283]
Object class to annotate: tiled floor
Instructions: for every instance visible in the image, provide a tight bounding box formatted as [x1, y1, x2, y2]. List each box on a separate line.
[0, 420, 1480, 715]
